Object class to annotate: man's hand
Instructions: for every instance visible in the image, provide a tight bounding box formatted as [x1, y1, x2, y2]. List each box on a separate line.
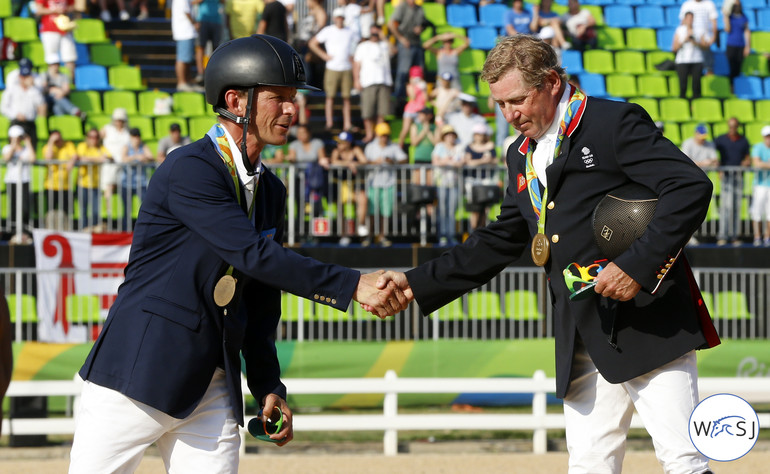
[593, 262, 641, 301]
[262, 393, 293, 446]
[353, 270, 412, 318]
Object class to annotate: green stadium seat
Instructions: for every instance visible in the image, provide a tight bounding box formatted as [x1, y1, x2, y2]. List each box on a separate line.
[188, 115, 215, 139]
[84, 114, 112, 132]
[701, 75, 732, 98]
[21, 41, 46, 68]
[646, 51, 676, 75]
[659, 97, 691, 122]
[103, 90, 139, 116]
[662, 121, 682, 145]
[313, 302, 350, 322]
[66, 294, 102, 323]
[69, 90, 103, 115]
[154, 116, 188, 138]
[596, 26, 626, 51]
[433, 298, 464, 320]
[722, 98, 755, 123]
[6, 294, 37, 323]
[750, 31, 770, 54]
[504, 290, 543, 321]
[745, 122, 766, 144]
[755, 100, 770, 121]
[625, 28, 658, 51]
[49, 115, 84, 141]
[137, 90, 171, 116]
[89, 43, 123, 67]
[741, 53, 769, 76]
[605, 74, 638, 98]
[467, 291, 502, 319]
[584, 5, 605, 25]
[713, 291, 752, 320]
[583, 49, 615, 75]
[615, 50, 646, 75]
[423, 2, 447, 27]
[172, 91, 207, 117]
[108, 65, 146, 91]
[3, 17, 38, 42]
[35, 115, 49, 141]
[690, 98, 723, 123]
[458, 49, 487, 74]
[0, 0, 12, 17]
[73, 19, 108, 44]
[629, 97, 660, 122]
[637, 74, 670, 98]
[459, 73, 477, 95]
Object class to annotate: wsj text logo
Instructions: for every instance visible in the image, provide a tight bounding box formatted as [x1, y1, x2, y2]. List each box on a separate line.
[689, 393, 759, 462]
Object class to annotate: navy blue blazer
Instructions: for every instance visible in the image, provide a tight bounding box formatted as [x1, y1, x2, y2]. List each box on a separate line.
[79, 136, 360, 425]
[406, 98, 719, 398]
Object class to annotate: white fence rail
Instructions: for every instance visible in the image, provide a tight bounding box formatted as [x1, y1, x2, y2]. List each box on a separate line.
[4, 372, 770, 456]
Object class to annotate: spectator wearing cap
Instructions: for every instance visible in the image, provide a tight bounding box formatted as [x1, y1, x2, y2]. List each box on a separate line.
[423, 31, 469, 91]
[363, 122, 407, 246]
[100, 108, 131, 222]
[397, 65, 428, 148]
[119, 127, 155, 231]
[430, 72, 460, 126]
[446, 93, 487, 149]
[750, 125, 770, 246]
[354, 23, 394, 143]
[310, 8, 358, 132]
[35, 0, 78, 81]
[43, 129, 78, 228]
[156, 122, 192, 163]
[2, 125, 35, 232]
[388, 0, 425, 98]
[432, 124, 464, 245]
[681, 123, 718, 169]
[0, 59, 47, 150]
[464, 122, 499, 230]
[331, 130, 369, 245]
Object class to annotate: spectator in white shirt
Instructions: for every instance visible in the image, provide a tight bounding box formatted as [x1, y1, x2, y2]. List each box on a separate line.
[353, 24, 394, 143]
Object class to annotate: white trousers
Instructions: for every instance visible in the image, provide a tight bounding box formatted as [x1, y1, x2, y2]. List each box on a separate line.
[564, 340, 711, 474]
[69, 368, 240, 474]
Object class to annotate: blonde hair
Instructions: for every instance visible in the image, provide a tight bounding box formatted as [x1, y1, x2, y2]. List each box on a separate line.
[480, 35, 567, 90]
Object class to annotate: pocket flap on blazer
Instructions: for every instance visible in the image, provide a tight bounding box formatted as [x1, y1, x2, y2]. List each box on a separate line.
[142, 296, 202, 330]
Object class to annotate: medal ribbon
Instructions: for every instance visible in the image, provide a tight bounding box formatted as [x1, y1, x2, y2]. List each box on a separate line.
[524, 85, 586, 234]
[207, 123, 258, 279]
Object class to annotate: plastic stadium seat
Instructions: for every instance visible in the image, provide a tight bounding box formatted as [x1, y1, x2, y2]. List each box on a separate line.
[690, 98, 723, 123]
[189, 115, 214, 140]
[84, 114, 111, 132]
[49, 115, 84, 141]
[137, 90, 171, 116]
[583, 5, 605, 25]
[659, 97, 692, 122]
[614, 50, 646, 75]
[637, 74, 670, 98]
[35, 115, 49, 141]
[155, 116, 188, 138]
[90, 43, 123, 67]
[751, 31, 770, 53]
[467, 26, 498, 50]
[733, 76, 764, 100]
[629, 97, 660, 122]
[128, 115, 155, 140]
[446, 4, 478, 28]
[458, 48, 487, 74]
[701, 75, 732, 98]
[604, 5, 635, 28]
[596, 26, 626, 51]
[713, 291, 752, 320]
[711, 51, 730, 76]
[173, 91, 207, 117]
[561, 49, 583, 74]
[109, 65, 146, 91]
[0, 0, 12, 17]
[66, 294, 102, 323]
[636, 5, 667, 29]
[3, 17, 38, 42]
[583, 49, 615, 75]
[656, 28, 676, 52]
[21, 41, 46, 68]
[742, 53, 769, 76]
[757, 8, 770, 32]
[742, 0, 766, 9]
[433, 298, 464, 320]
[103, 90, 139, 115]
[625, 28, 658, 51]
[745, 121, 766, 144]
[73, 18, 108, 44]
[467, 291, 502, 319]
[459, 73, 477, 94]
[723, 98, 755, 123]
[0, 70, 4, 89]
[577, 73, 607, 97]
[422, 2, 447, 27]
[662, 121, 682, 145]
[765, 77, 770, 96]
[504, 290, 543, 320]
[479, 3, 508, 28]
[75, 42, 91, 66]
[6, 294, 37, 323]
[313, 302, 349, 322]
[646, 51, 675, 74]
[605, 74, 638, 98]
[75, 64, 111, 90]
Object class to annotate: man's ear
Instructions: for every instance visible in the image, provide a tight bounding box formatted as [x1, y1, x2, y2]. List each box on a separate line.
[223, 89, 245, 115]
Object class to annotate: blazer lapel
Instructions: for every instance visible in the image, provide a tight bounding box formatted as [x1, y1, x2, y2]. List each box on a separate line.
[545, 135, 572, 195]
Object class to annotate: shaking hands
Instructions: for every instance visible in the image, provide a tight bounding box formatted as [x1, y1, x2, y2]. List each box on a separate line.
[353, 270, 413, 318]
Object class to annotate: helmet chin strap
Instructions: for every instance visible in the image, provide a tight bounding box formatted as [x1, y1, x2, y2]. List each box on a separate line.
[214, 88, 258, 176]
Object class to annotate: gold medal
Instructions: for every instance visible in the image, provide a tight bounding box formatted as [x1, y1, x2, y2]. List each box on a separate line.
[531, 233, 551, 267]
[214, 274, 237, 307]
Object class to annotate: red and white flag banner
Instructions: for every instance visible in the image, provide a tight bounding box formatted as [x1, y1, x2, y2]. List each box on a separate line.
[32, 230, 132, 343]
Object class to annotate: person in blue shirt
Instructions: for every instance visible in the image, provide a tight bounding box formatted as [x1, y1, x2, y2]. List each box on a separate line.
[750, 126, 770, 246]
[722, 0, 750, 89]
[193, 0, 225, 83]
[505, 0, 536, 36]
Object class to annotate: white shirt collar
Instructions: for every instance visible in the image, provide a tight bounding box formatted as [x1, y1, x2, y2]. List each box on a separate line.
[537, 85, 572, 145]
[219, 125, 261, 194]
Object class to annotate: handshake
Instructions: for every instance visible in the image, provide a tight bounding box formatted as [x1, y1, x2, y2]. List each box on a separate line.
[353, 271, 413, 318]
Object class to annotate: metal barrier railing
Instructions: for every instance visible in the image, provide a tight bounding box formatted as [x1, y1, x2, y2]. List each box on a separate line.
[3, 266, 768, 343]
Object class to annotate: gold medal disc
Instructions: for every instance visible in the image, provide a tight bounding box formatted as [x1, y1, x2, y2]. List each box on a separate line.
[531, 233, 551, 266]
[214, 275, 237, 307]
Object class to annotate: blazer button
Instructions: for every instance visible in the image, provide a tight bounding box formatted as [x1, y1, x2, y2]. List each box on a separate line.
[547, 201, 555, 210]
[332, 299, 337, 304]
[325, 297, 331, 303]
[657, 274, 663, 279]
[314, 294, 319, 300]
[551, 234, 559, 243]
[661, 268, 668, 274]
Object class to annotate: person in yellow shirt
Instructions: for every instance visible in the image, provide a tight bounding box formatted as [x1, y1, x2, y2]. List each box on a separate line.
[42, 129, 77, 227]
[225, 0, 264, 39]
[75, 128, 112, 230]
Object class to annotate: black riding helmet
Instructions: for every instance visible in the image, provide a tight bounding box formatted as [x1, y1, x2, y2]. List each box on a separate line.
[204, 35, 319, 175]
